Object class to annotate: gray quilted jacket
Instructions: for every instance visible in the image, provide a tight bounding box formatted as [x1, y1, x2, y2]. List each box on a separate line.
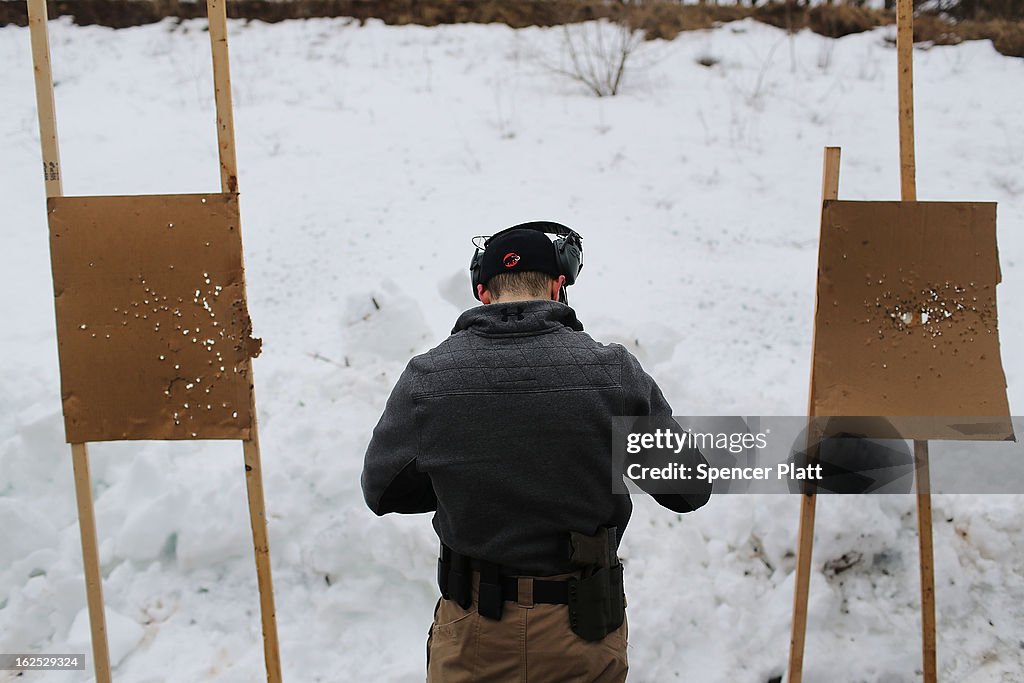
[361, 299, 709, 575]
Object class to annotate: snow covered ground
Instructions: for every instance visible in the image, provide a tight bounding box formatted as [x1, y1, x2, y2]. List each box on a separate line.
[1, 15, 1023, 683]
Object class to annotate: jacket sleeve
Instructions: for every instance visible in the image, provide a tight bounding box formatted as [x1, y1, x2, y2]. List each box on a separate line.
[361, 362, 437, 516]
[618, 346, 713, 513]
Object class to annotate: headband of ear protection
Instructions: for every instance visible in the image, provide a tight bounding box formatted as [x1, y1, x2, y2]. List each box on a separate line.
[469, 221, 584, 303]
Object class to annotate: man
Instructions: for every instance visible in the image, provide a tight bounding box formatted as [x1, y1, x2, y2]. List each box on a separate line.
[361, 222, 712, 682]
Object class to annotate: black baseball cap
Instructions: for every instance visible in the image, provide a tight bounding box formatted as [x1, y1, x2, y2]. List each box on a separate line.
[479, 228, 560, 287]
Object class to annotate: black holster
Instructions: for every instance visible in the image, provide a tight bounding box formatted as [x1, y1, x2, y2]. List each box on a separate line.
[567, 527, 625, 642]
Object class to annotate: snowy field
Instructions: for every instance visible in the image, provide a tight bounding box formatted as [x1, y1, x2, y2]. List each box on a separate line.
[1, 15, 1023, 683]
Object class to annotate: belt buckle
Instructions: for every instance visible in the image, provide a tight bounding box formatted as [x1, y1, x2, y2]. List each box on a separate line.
[516, 577, 535, 608]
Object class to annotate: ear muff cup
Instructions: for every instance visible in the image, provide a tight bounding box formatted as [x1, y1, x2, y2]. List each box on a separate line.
[553, 234, 583, 286]
[470, 249, 484, 300]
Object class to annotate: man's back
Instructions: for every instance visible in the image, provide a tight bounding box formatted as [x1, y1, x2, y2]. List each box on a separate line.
[367, 300, 641, 576]
[362, 299, 706, 577]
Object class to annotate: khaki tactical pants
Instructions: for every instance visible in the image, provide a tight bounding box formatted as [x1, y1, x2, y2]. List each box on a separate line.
[426, 572, 628, 683]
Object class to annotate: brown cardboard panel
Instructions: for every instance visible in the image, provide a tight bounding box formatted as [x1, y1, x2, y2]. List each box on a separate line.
[47, 193, 262, 443]
[812, 200, 1013, 441]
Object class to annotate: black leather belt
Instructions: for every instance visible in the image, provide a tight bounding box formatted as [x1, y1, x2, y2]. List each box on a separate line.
[438, 543, 571, 619]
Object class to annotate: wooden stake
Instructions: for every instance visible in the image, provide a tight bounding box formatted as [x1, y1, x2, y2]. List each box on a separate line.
[242, 420, 283, 682]
[916, 441, 938, 682]
[71, 444, 112, 683]
[26, 0, 62, 198]
[787, 487, 817, 683]
[28, 4, 112, 680]
[207, 3, 282, 680]
[897, 0, 916, 202]
[208, 0, 239, 194]
[787, 146, 841, 683]
[897, 2, 938, 679]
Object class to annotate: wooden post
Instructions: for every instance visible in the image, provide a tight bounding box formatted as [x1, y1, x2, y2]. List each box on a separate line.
[897, 1, 938, 679]
[916, 441, 938, 682]
[242, 421, 283, 682]
[71, 444, 113, 683]
[28, 2, 113, 681]
[787, 146, 841, 683]
[27, 0, 62, 198]
[897, 0, 917, 203]
[207, 2, 283, 681]
[208, 0, 239, 194]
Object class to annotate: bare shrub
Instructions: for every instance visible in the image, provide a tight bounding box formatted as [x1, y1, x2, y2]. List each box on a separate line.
[549, 19, 647, 97]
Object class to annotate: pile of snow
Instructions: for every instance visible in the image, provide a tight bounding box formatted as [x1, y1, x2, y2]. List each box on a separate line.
[0, 15, 1022, 682]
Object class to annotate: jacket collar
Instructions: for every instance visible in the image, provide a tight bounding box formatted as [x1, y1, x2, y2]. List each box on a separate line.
[452, 300, 585, 336]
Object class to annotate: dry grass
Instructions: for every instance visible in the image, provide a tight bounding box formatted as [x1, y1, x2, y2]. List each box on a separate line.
[0, 0, 1021, 58]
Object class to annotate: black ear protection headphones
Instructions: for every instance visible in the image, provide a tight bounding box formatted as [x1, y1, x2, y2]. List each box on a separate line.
[469, 221, 584, 304]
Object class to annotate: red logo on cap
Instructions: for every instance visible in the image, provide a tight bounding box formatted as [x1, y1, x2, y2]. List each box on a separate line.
[503, 252, 521, 268]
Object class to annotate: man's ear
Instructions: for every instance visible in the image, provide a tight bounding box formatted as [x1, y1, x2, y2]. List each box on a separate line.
[550, 275, 567, 302]
[477, 283, 493, 304]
